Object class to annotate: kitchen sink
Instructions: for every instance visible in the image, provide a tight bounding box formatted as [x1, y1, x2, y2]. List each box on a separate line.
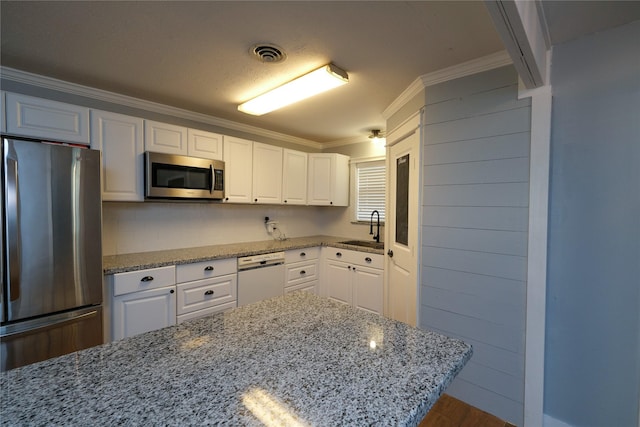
[338, 240, 385, 250]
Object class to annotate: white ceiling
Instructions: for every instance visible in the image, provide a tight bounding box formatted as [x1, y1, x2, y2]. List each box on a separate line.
[1, 1, 638, 144]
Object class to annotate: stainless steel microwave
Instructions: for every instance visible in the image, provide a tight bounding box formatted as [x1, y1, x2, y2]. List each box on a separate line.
[144, 152, 224, 200]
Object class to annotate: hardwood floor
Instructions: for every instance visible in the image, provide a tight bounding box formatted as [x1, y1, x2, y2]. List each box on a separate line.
[419, 394, 516, 427]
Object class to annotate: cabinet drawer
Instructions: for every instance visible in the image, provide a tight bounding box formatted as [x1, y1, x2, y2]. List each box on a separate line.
[286, 262, 318, 286]
[285, 247, 320, 263]
[324, 247, 383, 269]
[176, 258, 236, 283]
[284, 280, 318, 294]
[176, 301, 236, 324]
[176, 275, 237, 315]
[112, 266, 175, 296]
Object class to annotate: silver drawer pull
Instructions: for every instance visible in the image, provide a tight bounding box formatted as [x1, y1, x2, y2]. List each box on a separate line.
[365, 257, 372, 263]
[300, 270, 306, 275]
[204, 290, 214, 296]
[204, 266, 214, 271]
[140, 276, 154, 282]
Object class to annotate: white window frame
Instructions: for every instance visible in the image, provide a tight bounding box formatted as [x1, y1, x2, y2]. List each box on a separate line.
[350, 157, 386, 224]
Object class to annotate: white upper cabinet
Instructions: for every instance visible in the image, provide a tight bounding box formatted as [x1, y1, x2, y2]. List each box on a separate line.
[1, 92, 6, 133]
[223, 136, 253, 203]
[282, 149, 308, 205]
[252, 142, 283, 204]
[307, 153, 349, 206]
[187, 128, 223, 160]
[5, 93, 90, 144]
[144, 120, 188, 155]
[90, 110, 144, 202]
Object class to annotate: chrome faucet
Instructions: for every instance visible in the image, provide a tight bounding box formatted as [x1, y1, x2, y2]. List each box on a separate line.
[370, 210, 380, 243]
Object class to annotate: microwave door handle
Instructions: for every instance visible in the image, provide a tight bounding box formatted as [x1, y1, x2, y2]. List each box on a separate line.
[209, 165, 213, 194]
[4, 147, 21, 302]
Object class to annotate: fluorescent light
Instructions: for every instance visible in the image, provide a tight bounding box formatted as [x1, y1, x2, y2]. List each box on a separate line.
[238, 63, 348, 116]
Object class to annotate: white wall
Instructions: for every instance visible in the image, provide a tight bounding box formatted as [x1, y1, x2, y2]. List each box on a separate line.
[102, 202, 323, 255]
[544, 20, 640, 427]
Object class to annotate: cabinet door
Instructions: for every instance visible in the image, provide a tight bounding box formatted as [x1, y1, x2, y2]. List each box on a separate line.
[112, 285, 176, 341]
[252, 142, 283, 204]
[223, 136, 253, 203]
[90, 110, 144, 201]
[307, 153, 349, 206]
[187, 129, 223, 160]
[282, 149, 307, 205]
[353, 265, 383, 315]
[307, 154, 333, 205]
[325, 260, 352, 306]
[144, 120, 188, 155]
[6, 92, 90, 144]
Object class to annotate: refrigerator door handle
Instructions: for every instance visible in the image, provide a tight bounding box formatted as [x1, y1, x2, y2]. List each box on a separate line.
[4, 147, 21, 303]
[0, 307, 100, 338]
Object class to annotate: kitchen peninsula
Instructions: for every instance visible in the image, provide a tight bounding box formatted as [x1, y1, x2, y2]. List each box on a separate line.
[0, 292, 472, 426]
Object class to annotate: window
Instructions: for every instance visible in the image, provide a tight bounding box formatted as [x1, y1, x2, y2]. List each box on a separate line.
[354, 160, 386, 222]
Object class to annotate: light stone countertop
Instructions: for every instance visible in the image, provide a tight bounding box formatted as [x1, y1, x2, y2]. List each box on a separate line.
[103, 235, 384, 274]
[0, 292, 472, 426]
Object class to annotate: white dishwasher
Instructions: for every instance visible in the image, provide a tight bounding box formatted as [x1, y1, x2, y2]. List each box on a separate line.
[237, 252, 286, 307]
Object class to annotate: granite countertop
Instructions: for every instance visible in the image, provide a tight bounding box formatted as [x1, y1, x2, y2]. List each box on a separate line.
[103, 235, 384, 274]
[0, 292, 472, 426]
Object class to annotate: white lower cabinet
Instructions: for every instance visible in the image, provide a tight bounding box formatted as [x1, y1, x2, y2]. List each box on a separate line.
[284, 247, 320, 295]
[110, 266, 177, 341]
[113, 286, 177, 340]
[176, 258, 237, 324]
[323, 247, 383, 314]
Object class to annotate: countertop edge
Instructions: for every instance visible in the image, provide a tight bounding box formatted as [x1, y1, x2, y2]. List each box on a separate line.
[103, 235, 385, 274]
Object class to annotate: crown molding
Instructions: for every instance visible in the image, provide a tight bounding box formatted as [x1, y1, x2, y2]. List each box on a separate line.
[0, 66, 322, 149]
[321, 135, 370, 149]
[382, 50, 512, 120]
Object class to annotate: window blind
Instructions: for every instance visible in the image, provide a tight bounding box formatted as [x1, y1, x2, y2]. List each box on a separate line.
[356, 162, 386, 222]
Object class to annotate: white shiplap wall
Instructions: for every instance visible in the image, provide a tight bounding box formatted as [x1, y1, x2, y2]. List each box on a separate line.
[419, 66, 530, 425]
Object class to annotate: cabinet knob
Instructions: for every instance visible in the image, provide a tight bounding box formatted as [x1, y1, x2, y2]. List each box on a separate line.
[204, 266, 214, 271]
[348, 266, 351, 270]
[353, 267, 356, 271]
[284, 200, 288, 203]
[336, 252, 342, 258]
[365, 257, 372, 263]
[330, 201, 333, 205]
[225, 197, 229, 201]
[300, 270, 306, 275]
[254, 198, 258, 202]
[204, 290, 214, 296]
[140, 276, 154, 282]
[387, 250, 394, 258]
[170, 289, 175, 294]
[300, 252, 306, 257]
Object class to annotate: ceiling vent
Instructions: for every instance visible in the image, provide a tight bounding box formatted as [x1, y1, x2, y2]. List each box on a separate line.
[250, 44, 287, 63]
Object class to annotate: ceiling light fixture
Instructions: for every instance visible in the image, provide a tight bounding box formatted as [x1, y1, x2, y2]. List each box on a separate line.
[238, 63, 349, 116]
[369, 129, 386, 145]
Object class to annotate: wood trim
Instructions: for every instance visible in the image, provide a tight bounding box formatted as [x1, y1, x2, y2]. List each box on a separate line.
[519, 80, 552, 427]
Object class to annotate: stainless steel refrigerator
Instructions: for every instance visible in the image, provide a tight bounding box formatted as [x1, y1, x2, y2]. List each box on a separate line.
[1, 137, 103, 371]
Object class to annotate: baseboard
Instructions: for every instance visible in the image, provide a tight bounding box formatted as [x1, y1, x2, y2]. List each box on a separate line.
[544, 413, 574, 427]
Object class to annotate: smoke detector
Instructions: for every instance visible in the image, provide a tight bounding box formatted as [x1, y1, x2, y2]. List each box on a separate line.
[250, 44, 287, 63]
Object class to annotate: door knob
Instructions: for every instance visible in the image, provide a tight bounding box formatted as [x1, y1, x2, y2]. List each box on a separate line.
[387, 250, 394, 258]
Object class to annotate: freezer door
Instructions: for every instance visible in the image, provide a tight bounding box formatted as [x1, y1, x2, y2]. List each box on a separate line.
[3, 139, 103, 321]
[0, 306, 103, 371]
